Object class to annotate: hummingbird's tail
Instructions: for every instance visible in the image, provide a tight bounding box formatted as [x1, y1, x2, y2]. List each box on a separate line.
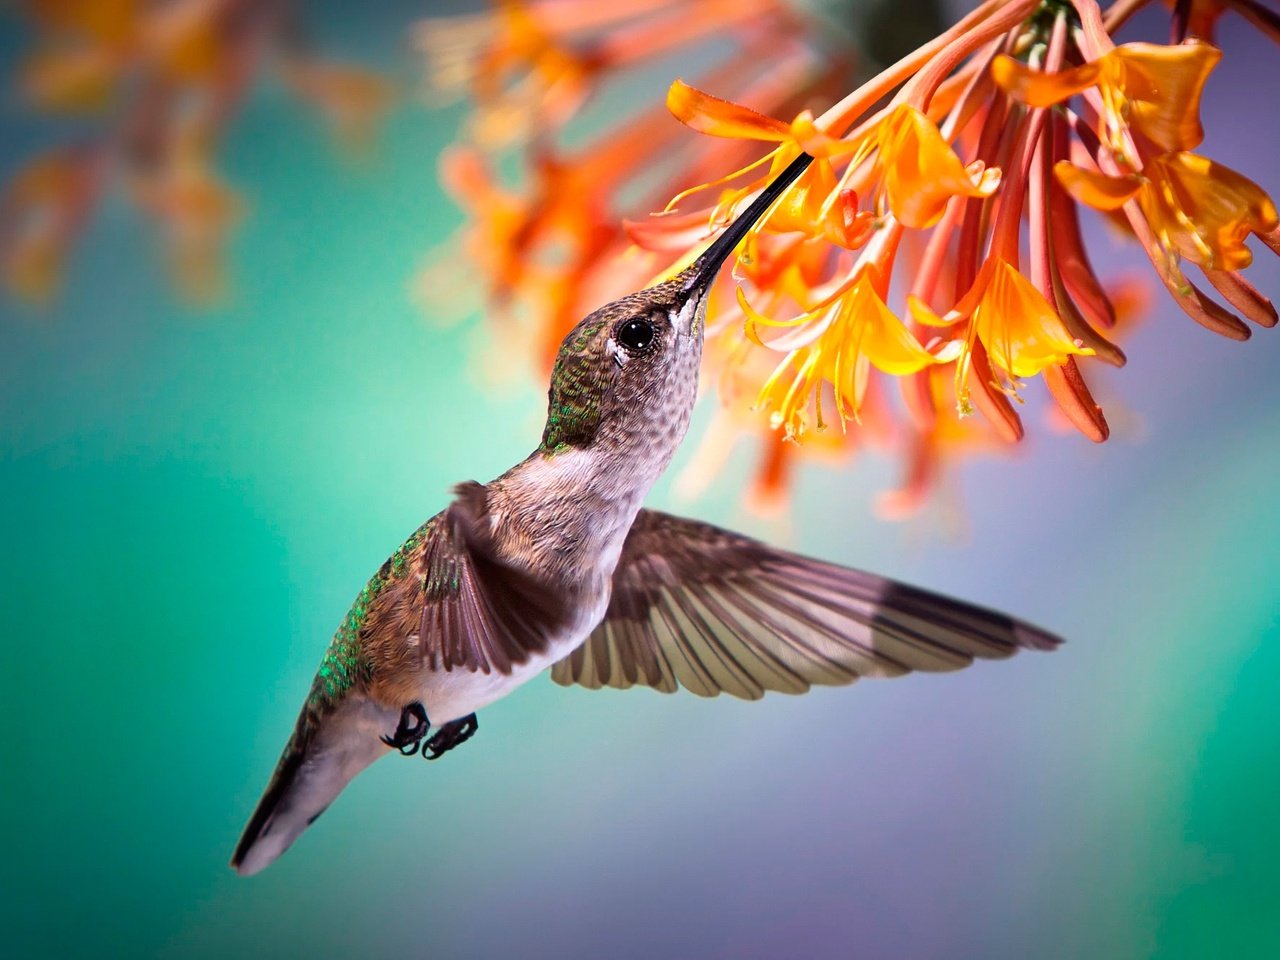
[231, 694, 396, 876]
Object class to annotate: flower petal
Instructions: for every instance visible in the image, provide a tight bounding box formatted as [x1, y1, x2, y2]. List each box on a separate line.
[975, 261, 1094, 378]
[848, 275, 940, 375]
[907, 293, 960, 328]
[1054, 161, 1143, 211]
[820, 189, 875, 249]
[1112, 40, 1220, 152]
[878, 104, 1000, 229]
[1140, 151, 1280, 270]
[667, 79, 792, 141]
[736, 286, 821, 346]
[766, 155, 840, 234]
[991, 55, 1101, 108]
[788, 111, 862, 158]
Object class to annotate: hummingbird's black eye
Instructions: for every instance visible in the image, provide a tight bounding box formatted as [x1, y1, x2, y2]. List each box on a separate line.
[616, 318, 655, 352]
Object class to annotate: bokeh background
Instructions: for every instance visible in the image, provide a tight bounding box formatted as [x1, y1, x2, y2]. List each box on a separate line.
[4, 2, 1279, 958]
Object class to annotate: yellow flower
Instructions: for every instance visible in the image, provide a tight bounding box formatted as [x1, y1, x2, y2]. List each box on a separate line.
[744, 267, 948, 436]
[876, 104, 1000, 229]
[910, 259, 1094, 411]
[993, 40, 1221, 153]
[1056, 153, 1279, 271]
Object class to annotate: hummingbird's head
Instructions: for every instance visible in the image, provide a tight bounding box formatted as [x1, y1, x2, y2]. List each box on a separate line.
[538, 152, 815, 461]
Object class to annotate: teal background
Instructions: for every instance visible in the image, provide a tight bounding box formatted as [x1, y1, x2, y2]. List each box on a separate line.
[3, 4, 1279, 958]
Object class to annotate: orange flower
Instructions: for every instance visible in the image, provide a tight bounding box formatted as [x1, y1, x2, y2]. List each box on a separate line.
[0, 146, 103, 301]
[20, 45, 123, 112]
[664, 81, 868, 248]
[993, 40, 1221, 153]
[876, 104, 1001, 229]
[421, 0, 795, 147]
[131, 151, 244, 303]
[5, 0, 391, 303]
[911, 258, 1094, 411]
[1056, 153, 1279, 271]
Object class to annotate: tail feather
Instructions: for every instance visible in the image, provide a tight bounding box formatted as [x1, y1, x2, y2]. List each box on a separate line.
[231, 695, 395, 876]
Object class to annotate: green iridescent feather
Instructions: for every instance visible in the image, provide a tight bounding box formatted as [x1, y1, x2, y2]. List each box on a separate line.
[307, 518, 436, 708]
[540, 319, 608, 453]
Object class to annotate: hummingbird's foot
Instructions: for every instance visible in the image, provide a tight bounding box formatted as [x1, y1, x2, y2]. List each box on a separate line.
[381, 702, 431, 756]
[422, 714, 478, 760]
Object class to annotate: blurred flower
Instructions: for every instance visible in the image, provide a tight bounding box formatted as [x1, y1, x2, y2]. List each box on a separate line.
[280, 58, 396, 156]
[130, 139, 244, 303]
[0, 145, 105, 301]
[1, 0, 394, 303]
[416, 0, 802, 147]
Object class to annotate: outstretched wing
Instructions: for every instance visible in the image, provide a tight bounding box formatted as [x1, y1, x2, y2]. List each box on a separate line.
[550, 509, 1060, 700]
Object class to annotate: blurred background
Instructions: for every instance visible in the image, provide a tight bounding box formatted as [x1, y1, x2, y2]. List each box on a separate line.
[3, 1, 1279, 958]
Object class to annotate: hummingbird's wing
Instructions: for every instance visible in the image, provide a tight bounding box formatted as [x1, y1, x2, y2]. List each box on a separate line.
[550, 509, 1060, 700]
[359, 482, 572, 684]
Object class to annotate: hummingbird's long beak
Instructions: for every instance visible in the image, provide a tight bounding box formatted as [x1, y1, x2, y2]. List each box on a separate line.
[681, 151, 815, 295]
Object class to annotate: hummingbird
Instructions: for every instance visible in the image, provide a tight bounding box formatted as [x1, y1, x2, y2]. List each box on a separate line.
[231, 153, 1061, 876]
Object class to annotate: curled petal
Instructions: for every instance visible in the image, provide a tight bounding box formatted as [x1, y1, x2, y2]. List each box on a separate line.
[991, 55, 1101, 108]
[736, 286, 820, 346]
[1140, 152, 1280, 271]
[1111, 41, 1220, 151]
[907, 294, 959, 328]
[667, 79, 791, 140]
[1055, 161, 1143, 211]
[878, 104, 1001, 229]
[907, 256, 998, 329]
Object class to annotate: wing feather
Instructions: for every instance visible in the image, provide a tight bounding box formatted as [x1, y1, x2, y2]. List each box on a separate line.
[551, 509, 1060, 699]
[360, 484, 577, 700]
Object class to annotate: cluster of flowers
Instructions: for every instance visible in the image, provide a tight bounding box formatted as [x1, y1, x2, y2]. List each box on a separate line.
[1, 0, 392, 302]
[428, 0, 1279, 516]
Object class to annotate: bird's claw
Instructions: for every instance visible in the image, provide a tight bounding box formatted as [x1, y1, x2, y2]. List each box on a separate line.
[381, 702, 430, 756]
[422, 714, 478, 760]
